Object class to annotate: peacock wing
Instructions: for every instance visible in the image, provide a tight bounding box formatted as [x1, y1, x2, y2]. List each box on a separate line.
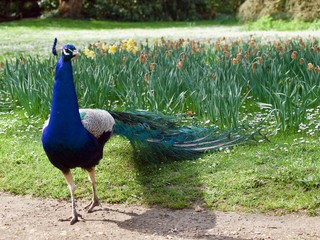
[79, 109, 115, 139]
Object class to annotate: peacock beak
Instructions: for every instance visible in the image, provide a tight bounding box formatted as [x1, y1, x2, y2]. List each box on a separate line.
[73, 50, 80, 58]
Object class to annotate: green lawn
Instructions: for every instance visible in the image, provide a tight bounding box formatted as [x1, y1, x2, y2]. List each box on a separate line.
[0, 110, 319, 215]
[243, 15, 320, 31]
[0, 18, 237, 62]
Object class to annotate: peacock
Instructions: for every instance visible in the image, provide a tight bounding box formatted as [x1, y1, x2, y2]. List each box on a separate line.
[42, 38, 259, 225]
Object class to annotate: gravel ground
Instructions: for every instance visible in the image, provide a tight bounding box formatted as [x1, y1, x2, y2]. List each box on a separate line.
[1, 192, 320, 240]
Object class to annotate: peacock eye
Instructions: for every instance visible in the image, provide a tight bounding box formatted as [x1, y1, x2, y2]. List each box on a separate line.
[63, 48, 72, 56]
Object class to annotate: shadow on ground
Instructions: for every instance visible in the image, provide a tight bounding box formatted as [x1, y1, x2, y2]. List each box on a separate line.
[89, 206, 243, 240]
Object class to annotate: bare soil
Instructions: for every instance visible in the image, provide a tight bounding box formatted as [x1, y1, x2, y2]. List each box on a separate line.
[1, 192, 319, 240]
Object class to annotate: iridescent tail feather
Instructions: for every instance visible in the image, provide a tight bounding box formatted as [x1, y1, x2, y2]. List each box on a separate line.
[110, 111, 262, 163]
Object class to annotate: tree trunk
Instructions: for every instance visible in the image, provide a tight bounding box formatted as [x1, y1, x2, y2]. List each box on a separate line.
[59, 0, 83, 18]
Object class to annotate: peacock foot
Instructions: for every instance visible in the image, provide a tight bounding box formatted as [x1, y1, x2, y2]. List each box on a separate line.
[84, 198, 101, 213]
[70, 212, 82, 225]
[59, 213, 83, 225]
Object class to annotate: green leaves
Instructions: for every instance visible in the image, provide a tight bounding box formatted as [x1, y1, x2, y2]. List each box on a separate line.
[2, 56, 55, 118]
[1, 37, 320, 131]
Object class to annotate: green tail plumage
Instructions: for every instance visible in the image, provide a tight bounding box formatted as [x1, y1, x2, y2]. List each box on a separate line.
[109, 111, 260, 162]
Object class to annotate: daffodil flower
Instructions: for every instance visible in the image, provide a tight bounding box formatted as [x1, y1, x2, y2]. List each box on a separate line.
[127, 39, 135, 48]
[108, 45, 117, 54]
[83, 48, 96, 59]
[102, 43, 108, 52]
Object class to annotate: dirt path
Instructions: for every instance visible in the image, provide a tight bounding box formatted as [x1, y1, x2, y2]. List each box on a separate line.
[1, 192, 319, 240]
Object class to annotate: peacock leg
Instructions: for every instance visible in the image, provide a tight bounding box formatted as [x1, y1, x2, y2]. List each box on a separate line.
[62, 171, 82, 225]
[84, 167, 101, 212]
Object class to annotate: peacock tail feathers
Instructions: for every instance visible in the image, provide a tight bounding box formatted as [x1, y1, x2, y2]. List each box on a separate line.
[109, 111, 260, 163]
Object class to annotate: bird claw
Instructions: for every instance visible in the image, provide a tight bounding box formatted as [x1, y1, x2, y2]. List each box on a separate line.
[70, 214, 82, 225]
[59, 213, 83, 225]
[84, 198, 101, 213]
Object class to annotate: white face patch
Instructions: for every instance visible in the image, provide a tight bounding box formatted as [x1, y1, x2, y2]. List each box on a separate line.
[63, 49, 70, 55]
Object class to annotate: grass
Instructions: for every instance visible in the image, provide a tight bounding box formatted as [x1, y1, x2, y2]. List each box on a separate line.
[243, 15, 320, 31]
[0, 109, 319, 215]
[0, 18, 320, 215]
[1, 17, 238, 29]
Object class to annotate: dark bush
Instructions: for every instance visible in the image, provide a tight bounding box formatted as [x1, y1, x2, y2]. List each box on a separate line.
[38, 0, 58, 12]
[0, 0, 41, 21]
[2, 0, 244, 21]
[94, 0, 216, 21]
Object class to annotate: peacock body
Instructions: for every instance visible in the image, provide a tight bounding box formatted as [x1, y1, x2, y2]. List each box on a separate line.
[42, 39, 259, 225]
[42, 44, 114, 173]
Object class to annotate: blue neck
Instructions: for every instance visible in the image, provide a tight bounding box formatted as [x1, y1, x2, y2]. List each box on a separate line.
[49, 57, 84, 134]
[42, 54, 102, 172]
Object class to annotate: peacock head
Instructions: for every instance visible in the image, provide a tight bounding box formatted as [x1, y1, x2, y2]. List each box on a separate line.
[61, 44, 80, 61]
[52, 38, 80, 61]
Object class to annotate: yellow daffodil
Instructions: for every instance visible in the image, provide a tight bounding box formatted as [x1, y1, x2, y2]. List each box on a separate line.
[108, 45, 117, 54]
[83, 48, 96, 59]
[121, 39, 138, 54]
[88, 51, 96, 58]
[83, 48, 90, 55]
[120, 41, 127, 52]
[127, 39, 135, 48]
[131, 46, 139, 55]
[102, 43, 108, 52]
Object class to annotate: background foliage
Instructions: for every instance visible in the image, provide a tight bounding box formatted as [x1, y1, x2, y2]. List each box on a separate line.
[0, 0, 320, 22]
[2, 0, 244, 21]
[91, 0, 244, 21]
[0, 0, 41, 20]
[2, 0, 318, 22]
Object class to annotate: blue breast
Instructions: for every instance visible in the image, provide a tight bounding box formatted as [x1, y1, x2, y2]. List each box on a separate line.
[42, 56, 102, 172]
